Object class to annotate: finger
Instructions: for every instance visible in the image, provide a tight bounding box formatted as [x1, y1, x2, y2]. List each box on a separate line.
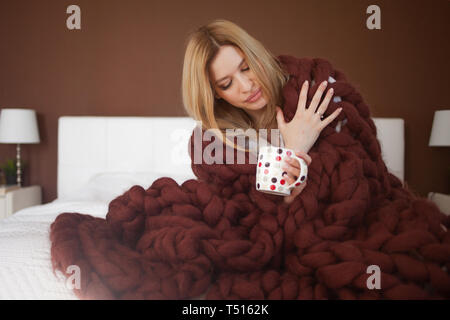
[308, 80, 328, 114]
[291, 179, 307, 192]
[285, 156, 300, 170]
[276, 106, 286, 128]
[296, 181, 307, 191]
[294, 151, 312, 165]
[315, 87, 334, 117]
[284, 181, 307, 204]
[294, 80, 309, 118]
[281, 167, 295, 183]
[297, 181, 307, 191]
[320, 107, 343, 129]
[283, 173, 297, 185]
[282, 162, 300, 179]
[283, 192, 295, 204]
[283, 174, 294, 185]
[289, 186, 301, 198]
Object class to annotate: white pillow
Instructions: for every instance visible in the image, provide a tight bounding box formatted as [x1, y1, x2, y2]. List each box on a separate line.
[56, 171, 196, 203]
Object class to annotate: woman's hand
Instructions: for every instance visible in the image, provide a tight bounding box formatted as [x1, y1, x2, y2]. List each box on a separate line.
[282, 150, 312, 204]
[276, 80, 342, 153]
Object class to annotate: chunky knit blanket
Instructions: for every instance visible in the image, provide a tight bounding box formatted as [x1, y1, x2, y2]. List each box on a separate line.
[50, 56, 450, 299]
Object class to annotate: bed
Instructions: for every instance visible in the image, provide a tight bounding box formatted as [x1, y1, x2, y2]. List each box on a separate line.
[0, 116, 405, 299]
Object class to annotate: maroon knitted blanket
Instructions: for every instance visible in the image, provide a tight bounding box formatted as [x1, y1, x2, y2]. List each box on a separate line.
[50, 56, 450, 299]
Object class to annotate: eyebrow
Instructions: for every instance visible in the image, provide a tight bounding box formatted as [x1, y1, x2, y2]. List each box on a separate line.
[214, 58, 246, 85]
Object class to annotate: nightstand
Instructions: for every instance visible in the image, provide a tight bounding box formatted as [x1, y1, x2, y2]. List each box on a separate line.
[0, 185, 42, 220]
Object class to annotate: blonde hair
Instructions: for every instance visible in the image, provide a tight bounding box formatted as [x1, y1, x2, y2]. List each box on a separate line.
[182, 19, 288, 150]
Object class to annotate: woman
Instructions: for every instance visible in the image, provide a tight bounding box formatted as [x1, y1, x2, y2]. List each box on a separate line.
[182, 19, 342, 204]
[49, 20, 449, 301]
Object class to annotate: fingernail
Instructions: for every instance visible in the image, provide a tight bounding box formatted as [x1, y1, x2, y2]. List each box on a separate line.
[304, 80, 308, 86]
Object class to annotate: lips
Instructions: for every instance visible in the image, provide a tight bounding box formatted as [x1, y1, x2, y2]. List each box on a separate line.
[245, 88, 262, 103]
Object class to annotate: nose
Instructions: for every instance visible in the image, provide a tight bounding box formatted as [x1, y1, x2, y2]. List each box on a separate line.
[236, 74, 253, 93]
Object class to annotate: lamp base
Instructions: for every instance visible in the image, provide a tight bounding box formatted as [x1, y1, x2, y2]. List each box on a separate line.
[16, 143, 22, 187]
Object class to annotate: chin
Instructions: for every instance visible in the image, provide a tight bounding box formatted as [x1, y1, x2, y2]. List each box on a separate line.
[245, 96, 268, 110]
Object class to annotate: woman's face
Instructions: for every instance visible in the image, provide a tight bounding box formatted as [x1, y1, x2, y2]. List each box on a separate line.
[209, 45, 268, 122]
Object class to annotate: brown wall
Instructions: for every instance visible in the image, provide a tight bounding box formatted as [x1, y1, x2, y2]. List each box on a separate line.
[0, 0, 449, 203]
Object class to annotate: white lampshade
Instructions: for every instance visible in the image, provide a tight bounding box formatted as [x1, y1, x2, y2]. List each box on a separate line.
[0, 108, 40, 144]
[429, 110, 450, 147]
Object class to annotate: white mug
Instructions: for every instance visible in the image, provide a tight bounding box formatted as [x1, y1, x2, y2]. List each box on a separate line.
[256, 146, 308, 196]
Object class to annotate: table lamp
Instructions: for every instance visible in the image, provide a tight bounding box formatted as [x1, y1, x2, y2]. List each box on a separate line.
[428, 110, 450, 214]
[429, 110, 450, 147]
[0, 108, 40, 187]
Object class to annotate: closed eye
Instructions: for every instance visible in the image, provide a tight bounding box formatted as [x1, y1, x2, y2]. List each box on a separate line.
[220, 66, 250, 90]
[220, 82, 232, 90]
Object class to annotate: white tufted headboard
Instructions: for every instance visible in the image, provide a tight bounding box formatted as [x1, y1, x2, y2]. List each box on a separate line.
[57, 116, 404, 199]
[372, 118, 405, 182]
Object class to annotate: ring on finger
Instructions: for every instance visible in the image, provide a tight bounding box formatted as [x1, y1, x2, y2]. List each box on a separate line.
[282, 171, 292, 182]
[282, 168, 295, 178]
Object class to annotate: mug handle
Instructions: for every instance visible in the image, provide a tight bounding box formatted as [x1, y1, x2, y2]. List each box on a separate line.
[285, 155, 308, 189]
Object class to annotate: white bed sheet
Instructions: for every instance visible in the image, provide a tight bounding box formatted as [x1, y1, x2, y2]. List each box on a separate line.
[0, 199, 107, 299]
